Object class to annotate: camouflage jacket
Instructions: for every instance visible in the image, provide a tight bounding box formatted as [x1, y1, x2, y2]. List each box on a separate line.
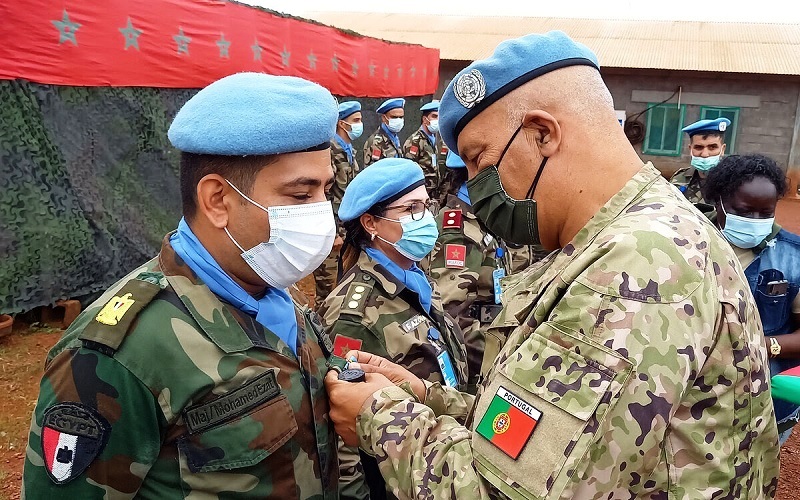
[362, 126, 402, 167]
[354, 163, 780, 499]
[427, 195, 506, 392]
[330, 137, 359, 218]
[669, 166, 709, 205]
[23, 235, 338, 499]
[505, 243, 551, 274]
[403, 128, 440, 198]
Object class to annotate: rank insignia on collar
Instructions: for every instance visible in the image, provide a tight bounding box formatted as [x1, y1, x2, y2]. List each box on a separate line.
[442, 209, 463, 230]
[42, 403, 110, 484]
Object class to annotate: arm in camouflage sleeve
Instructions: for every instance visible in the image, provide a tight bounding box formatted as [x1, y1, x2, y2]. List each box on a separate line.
[337, 437, 371, 500]
[23, 347, 163, 499]
[356, 385, 489, 499]
[422, 380, 475, 423]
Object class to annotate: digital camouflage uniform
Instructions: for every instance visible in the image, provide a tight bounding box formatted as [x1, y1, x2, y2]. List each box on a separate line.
[313, 137, 359, 310]
[403, 128, 441, 201]
[362, 127, 402, 167]
[318, 249, 469, 499]
[427, 194, 508, 393]
[23, 234, 339, 499]
[354, 164, 780, 499]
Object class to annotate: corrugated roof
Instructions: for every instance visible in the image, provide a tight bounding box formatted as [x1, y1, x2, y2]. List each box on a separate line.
[305, 13, 800, 75]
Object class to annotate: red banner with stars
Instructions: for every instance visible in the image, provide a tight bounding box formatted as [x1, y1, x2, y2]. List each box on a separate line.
[0, 0, 439, 96]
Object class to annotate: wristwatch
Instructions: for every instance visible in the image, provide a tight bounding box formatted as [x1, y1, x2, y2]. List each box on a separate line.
[769, 337, 782, 358]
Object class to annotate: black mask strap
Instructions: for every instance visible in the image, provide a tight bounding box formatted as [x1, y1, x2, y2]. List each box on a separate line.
[496, 124, 523, 169]
[526, 156, 549, 199]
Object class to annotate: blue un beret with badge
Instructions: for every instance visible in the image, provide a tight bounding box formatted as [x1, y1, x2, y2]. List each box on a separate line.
[439, 31, 599, 152]
[338, 158, 425, 222]
[682, 117, 731, 137]
[445, 150, 466, 169]
[339, 101, 361, 120]
[376, 98, 405, 114]
[420, 100, 440, 112]
[168, 72, 337, 155]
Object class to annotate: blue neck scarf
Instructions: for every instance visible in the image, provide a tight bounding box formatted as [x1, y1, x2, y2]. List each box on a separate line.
[365, 247, 432, 313]
[334, 134, 354, 165]
[170, 218, 298, 354]
[422, 127, 436, 148]
[381, 123, 401, 149]
[457, 182, 471, 205]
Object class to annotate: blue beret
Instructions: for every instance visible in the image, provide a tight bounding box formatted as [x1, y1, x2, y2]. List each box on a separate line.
[339, 158, 425, 222]
[168, 72, 337, 155]
[339, 101, 361, 120]
[420, 100, 440, 112]
[440, 31, 599, 152]
[445, 150, 466, 169]
[376, 98, 405, 114]
[682, 117, 731, 136]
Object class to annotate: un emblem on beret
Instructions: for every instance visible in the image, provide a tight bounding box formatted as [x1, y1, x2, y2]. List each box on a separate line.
[718, 122, 727, 131]
[454, 69, 486, 109]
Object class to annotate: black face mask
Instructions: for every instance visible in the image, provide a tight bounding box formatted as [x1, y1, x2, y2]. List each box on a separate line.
[466, 125, 548, 245]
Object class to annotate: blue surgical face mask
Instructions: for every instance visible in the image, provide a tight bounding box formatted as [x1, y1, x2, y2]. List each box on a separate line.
[691, 154, 721, 172]
[376, 210, 439, 261]
[346, 122, 363, 140]
[720, 201, 774, 249]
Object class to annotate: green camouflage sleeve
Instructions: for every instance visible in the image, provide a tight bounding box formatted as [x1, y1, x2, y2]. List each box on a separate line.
[23, 346, 163, 499]
[423, 380, 475, 422]
[356, 385, 489, 499]
[337, 438, 370, 500]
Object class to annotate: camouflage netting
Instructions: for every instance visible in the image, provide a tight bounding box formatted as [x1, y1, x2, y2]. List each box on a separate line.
[0, 79, 430, 313]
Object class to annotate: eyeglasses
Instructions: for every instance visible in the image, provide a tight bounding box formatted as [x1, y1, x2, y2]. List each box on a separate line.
[383, 199, 439, 221]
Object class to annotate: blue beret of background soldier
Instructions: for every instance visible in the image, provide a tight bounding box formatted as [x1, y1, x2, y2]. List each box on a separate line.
[668, 117, 731, 212]
[362, 98, 405, 166]
[324, 30, 779, 499]
[22, 72, 346, 498]
[317, 157, 469, 499]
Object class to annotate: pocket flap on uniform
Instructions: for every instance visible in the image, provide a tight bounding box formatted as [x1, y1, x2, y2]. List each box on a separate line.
[500, 322, 633, 421]
[179, 393, 298, 473]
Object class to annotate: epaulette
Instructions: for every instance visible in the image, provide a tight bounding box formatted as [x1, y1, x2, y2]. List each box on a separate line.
[442, 209, 463, 231]
[79, 272, 167, 355]
[340, 273, 375, 319]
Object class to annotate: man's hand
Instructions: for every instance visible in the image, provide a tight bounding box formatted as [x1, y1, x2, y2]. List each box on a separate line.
[325, 370, 393, 447]
[345, 350, 426, 402]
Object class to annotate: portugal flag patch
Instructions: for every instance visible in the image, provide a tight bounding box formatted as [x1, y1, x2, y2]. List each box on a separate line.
[476, 386, 541, 459]
[41, 402, 110, 484]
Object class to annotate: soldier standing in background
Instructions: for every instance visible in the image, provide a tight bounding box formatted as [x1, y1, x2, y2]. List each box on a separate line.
[23, 73, 341, 499]
[404, 100, 442, 200]
[314, 100, 363, 309]
[363, 98, 404, 166]
[669, 117, 730, 213]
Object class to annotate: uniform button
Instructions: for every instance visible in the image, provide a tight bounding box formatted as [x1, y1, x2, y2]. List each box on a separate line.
[355, 286, 366, 293]
[351, 293, 363, 300]
[348, 300, 359, 308]
[363, 275, 372, 282]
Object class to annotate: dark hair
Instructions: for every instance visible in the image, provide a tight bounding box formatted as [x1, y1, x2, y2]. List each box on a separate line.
[446, 168, 468, 196]
[703, 154, 788, 203]
[339, 202, 389, 276]
[422, 110, 437, 118]
[690, 132, 726, 142]
[180, 152, 277, 220]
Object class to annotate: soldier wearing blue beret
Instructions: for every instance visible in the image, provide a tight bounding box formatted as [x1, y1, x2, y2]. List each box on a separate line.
[362, 98, 405, 166]
[313, 100, 364, 310]
[325, 31, 778, 499]
[318, 157, 468, 499]
[403, 100, 449, 202]
[669, 117, 731, 211]
[23, 72, 344, 498]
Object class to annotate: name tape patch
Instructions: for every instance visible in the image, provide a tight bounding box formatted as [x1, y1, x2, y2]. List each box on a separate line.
[184, 370, 280, 434]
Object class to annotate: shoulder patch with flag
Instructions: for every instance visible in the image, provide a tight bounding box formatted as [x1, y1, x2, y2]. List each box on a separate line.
[332, 334, 363, 358]
[372, 147, 382, 160]
[445, 244, 467, 269]
[410, 144, 419, 155]
[476, 386, 541, 459]
[41, 402, 110, 484]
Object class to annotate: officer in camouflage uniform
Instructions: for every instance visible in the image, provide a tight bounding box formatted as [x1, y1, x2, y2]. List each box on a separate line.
[325, 32, 779, 499]
[362, 98, 404, 167]
[669, 117, 730, 213]
[314, 101, 363, 310]
[319, 158, 468, 499]
[23, 73, 343, 499]
[426, 150, 509, 394]
[403, 100, 443, 200]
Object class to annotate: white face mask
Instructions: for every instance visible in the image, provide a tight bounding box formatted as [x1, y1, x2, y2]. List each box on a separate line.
[224, 180, 336, 289]
[427, 119, 439, 134]
[387, 117, 404, 133]
[346, 122, 363, 140]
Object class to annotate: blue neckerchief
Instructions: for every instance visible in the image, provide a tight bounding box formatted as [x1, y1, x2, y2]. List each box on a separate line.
[381, 123, 401, 149]
[334, 134, 354, 165]
[422, 127, 436, 148]
[170, 218, 298, 354]
[457, 182, 471, 205]
[365, 247, 432, 313]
